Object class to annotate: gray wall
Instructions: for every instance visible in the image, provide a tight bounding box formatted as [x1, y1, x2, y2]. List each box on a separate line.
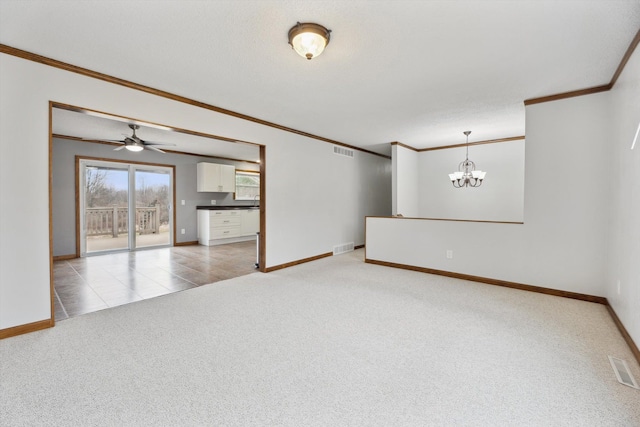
[52, 138, 259, 256]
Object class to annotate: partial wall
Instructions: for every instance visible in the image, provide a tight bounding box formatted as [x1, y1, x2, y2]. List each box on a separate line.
[369, 91, 610, 297]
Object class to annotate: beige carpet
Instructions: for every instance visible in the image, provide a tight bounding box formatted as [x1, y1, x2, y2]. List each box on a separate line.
[1, 249, 639, 426]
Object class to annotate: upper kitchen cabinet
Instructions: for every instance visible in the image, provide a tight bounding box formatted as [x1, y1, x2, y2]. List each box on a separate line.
[197, 162, 236, 192]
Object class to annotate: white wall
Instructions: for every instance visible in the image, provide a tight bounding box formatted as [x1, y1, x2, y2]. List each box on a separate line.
[368, 91, 610, 296]
[417, 140, 525, 222]
[391, 144, 418, 217]
[0, 53, 391, 330]
[607, 41, 640, 347]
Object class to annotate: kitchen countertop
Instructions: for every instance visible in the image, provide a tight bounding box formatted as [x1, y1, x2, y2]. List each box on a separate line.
[196, 206, 259, 210]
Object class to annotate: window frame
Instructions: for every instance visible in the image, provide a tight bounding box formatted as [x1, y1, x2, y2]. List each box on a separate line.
[234, 170, 260, 201]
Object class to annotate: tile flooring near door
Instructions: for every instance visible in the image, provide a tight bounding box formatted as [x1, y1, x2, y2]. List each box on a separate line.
[53, 241, 257, 320]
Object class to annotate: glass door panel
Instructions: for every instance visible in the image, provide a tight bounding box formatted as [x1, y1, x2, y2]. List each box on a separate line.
[80, 160, 173, 256]
[134, 168, 172, 248]
[83, 164, 130, 254]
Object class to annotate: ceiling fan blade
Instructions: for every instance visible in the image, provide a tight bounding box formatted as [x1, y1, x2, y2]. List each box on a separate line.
[113, 145, 126, 151]
[146, 145, 166, 153]
[81, 138, 124, 144]
[144, 141, 176, 146]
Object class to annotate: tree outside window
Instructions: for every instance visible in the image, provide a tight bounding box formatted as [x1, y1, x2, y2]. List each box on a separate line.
[234, 171, 260, 200]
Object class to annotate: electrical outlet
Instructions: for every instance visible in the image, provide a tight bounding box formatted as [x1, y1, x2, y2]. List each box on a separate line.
[181, 228, 186, 235]
[446, 250, 453, 259]
[617, 280, 621, 295]
[181, 200, 185, 206]
[211, 200, 216, 205]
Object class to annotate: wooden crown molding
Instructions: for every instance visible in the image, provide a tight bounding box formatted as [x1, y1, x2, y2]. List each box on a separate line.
[390, 141, 418, 151]
[610, 28, 640, 88]
[1, 44, 389, 160]
[391, 136, 525, 152]
[419, 135, 525, 152]
[524, 85, 611, 106]
[524, 28, 640, 106]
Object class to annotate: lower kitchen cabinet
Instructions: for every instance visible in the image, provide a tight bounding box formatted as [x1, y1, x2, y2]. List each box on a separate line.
[197, 209, 259, 246]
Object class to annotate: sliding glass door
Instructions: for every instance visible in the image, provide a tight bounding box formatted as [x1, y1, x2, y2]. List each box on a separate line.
[79, 159, 173, 255]
[134, 168, 171, 248]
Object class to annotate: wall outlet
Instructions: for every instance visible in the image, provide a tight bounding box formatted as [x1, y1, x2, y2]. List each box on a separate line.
[210, 199, 216, 205]
[617, 280, 621, 295]
[181, 200, 185, 206]
[181, 228, 186, 235]
[446, 250, 453, 259]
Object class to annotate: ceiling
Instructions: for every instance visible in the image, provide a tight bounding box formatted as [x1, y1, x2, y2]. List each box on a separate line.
[1, 1, 639, 156]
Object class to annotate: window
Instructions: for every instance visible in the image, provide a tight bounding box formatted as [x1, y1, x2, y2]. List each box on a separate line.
[234, 170, 260, 200]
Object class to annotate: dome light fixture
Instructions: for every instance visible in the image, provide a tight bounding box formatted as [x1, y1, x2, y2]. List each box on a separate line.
[288, 22, 331, 60]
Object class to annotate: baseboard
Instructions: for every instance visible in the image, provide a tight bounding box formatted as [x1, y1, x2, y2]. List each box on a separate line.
[365, 258, 607, 304]
[365, 258, 640, 365]
[174, 240, 199, 246]
[605, 302, 640, 366]
[0, 318, 53, 340]
[265, 252, 332, 272]
[354, 244, 365, 250]
[53, 254, 77, 261]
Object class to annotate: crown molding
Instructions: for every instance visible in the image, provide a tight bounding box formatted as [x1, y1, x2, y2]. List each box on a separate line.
[524, 28, 640, 106]
[0, 44, 389, 160]
[392, 136, 525, 152]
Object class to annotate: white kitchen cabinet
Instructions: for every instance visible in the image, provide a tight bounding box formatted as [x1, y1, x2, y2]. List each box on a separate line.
[197, 162, 236, 192]
[197, 209, 259, 246]
[241, 209, 260, 235]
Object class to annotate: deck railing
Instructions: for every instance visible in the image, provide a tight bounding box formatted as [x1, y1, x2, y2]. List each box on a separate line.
[85, 206, 161, 237]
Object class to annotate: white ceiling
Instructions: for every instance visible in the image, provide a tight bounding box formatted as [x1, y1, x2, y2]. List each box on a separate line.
[1, 1, 639, 156]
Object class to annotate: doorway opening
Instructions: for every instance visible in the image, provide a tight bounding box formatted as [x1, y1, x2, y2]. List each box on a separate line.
[50, 102, 267, 323]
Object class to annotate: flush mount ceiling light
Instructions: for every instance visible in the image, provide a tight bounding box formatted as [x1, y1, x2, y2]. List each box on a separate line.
[288, 22, 331, 60]
[448, 131, 486, 188]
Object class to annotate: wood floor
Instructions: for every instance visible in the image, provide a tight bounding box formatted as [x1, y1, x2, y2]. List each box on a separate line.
[53, 241, 257, 320]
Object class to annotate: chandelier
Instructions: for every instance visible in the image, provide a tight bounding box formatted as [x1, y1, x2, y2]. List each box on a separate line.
[448, 131, 486, 188]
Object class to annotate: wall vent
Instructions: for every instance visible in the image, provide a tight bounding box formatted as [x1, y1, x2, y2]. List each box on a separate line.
[608, 356, 639, 389]
[333, 242, 355, 255]
[333, 146, 354, 158]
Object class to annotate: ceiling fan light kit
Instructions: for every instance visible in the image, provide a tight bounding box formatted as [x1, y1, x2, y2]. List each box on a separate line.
[125, 143, 144, 152]
[112, 124, 175, 154]
[288, 22, 331, 60]
[448, 131, 486, 188]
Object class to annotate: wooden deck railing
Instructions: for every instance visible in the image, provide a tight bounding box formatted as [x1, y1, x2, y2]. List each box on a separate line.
[85, 206, 161, 237]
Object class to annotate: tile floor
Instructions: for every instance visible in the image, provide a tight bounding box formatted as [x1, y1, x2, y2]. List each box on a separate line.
[53, 241, 257, 320]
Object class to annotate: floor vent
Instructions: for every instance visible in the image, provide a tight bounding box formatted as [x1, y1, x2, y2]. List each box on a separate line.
[333, 146, 354, 158]
[333, 242, 355, 255]
[608, 356, 639, 389]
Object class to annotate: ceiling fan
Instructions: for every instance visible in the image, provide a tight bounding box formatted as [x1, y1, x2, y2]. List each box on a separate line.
[110, 124, 175, 153]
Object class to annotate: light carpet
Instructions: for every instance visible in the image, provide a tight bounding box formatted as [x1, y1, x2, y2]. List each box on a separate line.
[1, 249, 639, 426]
